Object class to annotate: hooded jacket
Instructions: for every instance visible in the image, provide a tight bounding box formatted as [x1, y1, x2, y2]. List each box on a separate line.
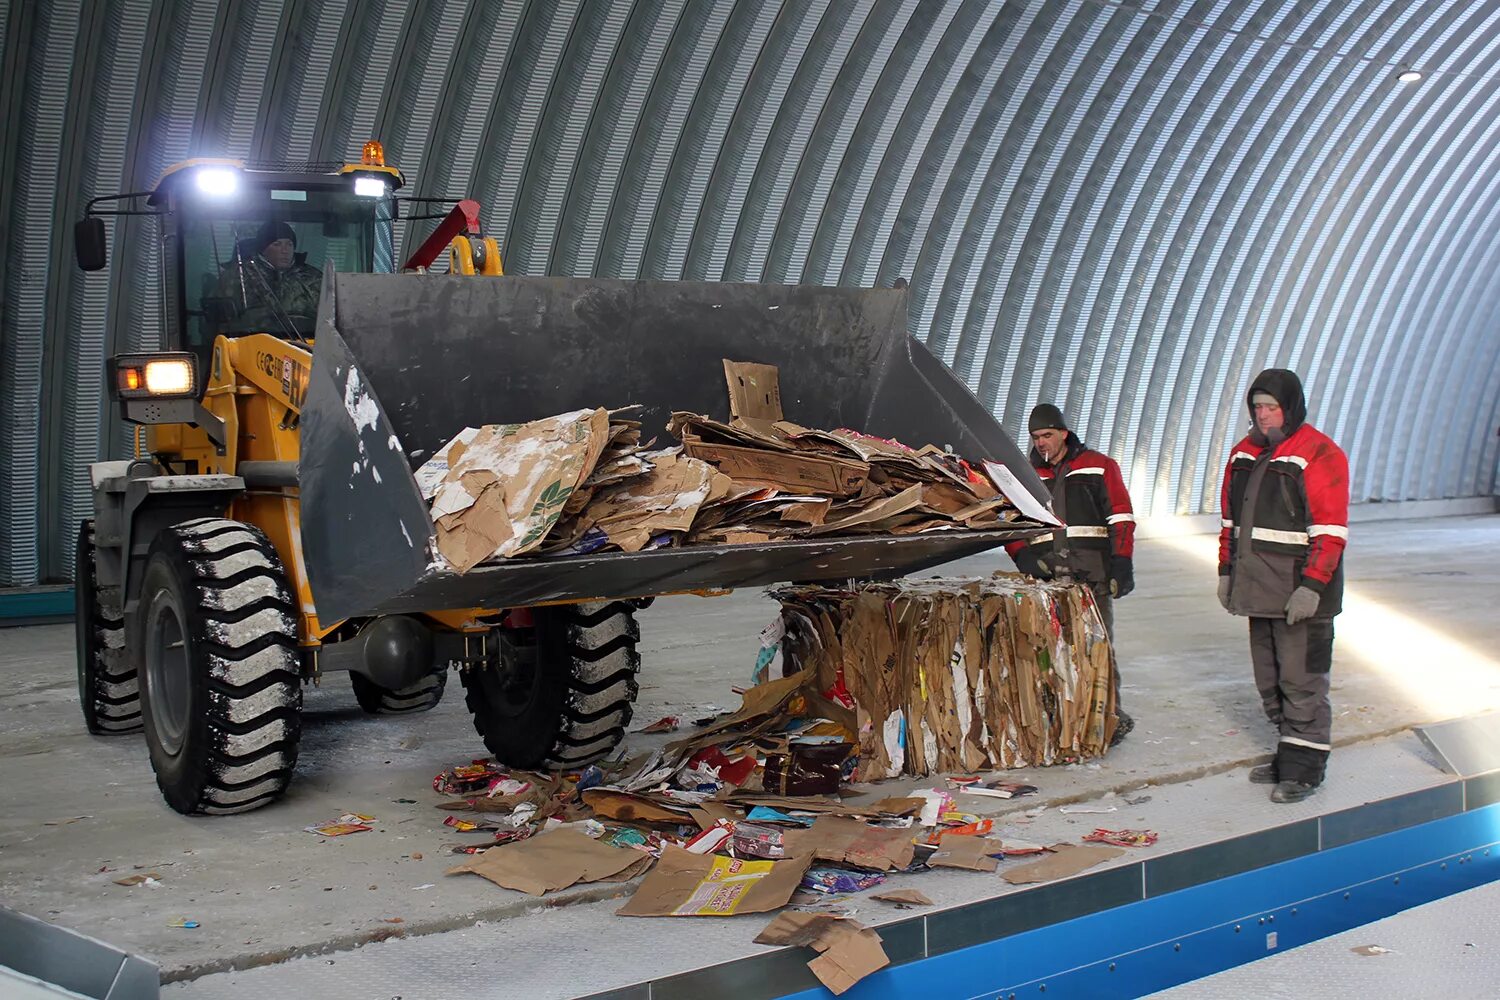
[1005, 429, 1135, 585]
[1218, 369, 1349, 619]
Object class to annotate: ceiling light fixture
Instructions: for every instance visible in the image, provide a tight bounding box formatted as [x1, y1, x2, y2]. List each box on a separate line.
[1397, 69, 1423, 83]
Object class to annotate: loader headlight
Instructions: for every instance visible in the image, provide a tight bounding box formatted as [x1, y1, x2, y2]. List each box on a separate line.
[353, 176, 388, 198]
[194, 167, 240, 197]
[111, 353, 198, 399]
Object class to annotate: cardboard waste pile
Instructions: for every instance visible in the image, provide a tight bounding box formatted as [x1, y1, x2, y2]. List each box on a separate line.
[415, 360, 1047, 573]
[775, 576, 1118, 775]
[427, 613, 1123, 995]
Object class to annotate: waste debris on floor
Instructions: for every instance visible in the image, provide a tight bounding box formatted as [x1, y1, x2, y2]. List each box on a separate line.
[417, 359, 1050, 573]
[411, 582, 1134, 994]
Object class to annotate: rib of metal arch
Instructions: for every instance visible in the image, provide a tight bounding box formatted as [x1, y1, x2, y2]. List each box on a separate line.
[910, 1, 1045, 361]
[333, 0, 408, 172]
[807, 0, 961, 286]
[1089, 0, 1321, 490]
[966, 7, 1151, 420]
[56, 1, 151, 566]
[1401, 140, 1500, 497]
[850, 0, 1004, 289]
[604, 1, 736, 279]
[1116, 0, 1350, 509]
[1162, 0, 1425, 514]
[1332, 66, 1494, 491]
[1058, 2, 1316, 498]
[663, 2, 810, 281]
[681, 1, 816, 282]
[998, 4, 1183, 418]
[1366, 79, 1500, 499]
[949, 10, 1117, 397]
[1103, 0, 1351, 512]
[267, 0, 346, 160]
[763, 0, 917, 284]
[929, 6, 1081, 376]
[1242, 0, 1488, 500]
[722, 0, 872, 282]
[1308, 12, 1500, 500]
[702, 1, 847, 281]
[554, 0, 685, 276]
[414, 0, 525, 231]
[1032, 1, 1263, 448]
[1060, 4, 1246, 450]
[1331, 24, 1500, 500]
[1188, 3, 1432, 510]
[0, 0, 69, 585]
[388, 0, 471, 254]
[1080, 0, 1338, 500]
[1355, 51, 1500, 496]
[884, 6, 1025, 333]
[507, 3, 632, 275]
[1434, 204, 1500, 496]
[1046, 4, 1235, 444]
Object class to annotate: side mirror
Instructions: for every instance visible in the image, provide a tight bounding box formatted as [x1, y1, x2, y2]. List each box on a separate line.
[75, 217, 107, 271]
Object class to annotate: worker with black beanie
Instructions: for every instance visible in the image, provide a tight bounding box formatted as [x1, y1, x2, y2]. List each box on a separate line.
[1005, 403, 1137, 745]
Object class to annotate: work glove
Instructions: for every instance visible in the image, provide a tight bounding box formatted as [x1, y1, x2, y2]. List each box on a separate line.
[1217, 575, 1233, 611]
[1014, 548, 1052, 579]
[1284, 586, 1321, 625]
[1108, 557, 1134, 598]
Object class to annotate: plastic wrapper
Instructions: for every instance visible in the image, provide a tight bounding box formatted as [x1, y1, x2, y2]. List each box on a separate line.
[732, 821, 788, 860]
[800, 867, 888, 895]
[434, 760, 506, 796]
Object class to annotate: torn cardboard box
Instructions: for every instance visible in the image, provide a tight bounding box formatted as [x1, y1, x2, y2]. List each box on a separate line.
[446, 829, 646, 896]
[755, 911, 891, 996]
[1000, 844, 1126, 885]
[429, 409, 610, 572]
[782, 815, 916, 872]
[617, 846, 813, 917]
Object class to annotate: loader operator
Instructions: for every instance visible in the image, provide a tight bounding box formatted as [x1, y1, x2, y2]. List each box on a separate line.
[212, 220, 321, 335]
[1006, 403, 1136, 745]
[1218, 368, 1349, 804]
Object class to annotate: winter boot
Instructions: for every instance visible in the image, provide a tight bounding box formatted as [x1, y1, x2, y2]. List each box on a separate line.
[1109, 710, 1135, 747]
[1270, 780, 1317, 803]
[1249, 763, 1278, 784]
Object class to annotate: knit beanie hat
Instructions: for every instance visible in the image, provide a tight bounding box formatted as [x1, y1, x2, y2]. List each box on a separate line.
[1028, 403, 1068, 433]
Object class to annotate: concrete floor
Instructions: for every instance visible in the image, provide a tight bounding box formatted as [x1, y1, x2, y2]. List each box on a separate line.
[0, 514, 1496, 985]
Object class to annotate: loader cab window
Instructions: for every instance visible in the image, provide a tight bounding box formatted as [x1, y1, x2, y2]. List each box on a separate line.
[177, 184, 395, 355]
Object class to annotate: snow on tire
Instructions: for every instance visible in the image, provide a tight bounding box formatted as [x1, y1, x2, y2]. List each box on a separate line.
[135, 519, 302, 815]
[462, 602, 641, 771]
[76, 520, 139, 734]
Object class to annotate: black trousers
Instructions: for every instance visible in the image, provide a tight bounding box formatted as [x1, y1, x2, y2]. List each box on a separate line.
[1249, 616, 1335, 785]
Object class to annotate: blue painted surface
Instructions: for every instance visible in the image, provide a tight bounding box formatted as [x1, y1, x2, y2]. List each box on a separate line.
[0, 587, 74, 622]
[779, 805, 1500, 1000]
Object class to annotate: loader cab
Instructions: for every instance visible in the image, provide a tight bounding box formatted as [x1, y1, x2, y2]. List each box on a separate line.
[150, 159, 404, 364]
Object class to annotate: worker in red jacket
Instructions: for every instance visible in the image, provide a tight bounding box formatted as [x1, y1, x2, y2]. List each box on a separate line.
[1006, 403, 1136, 743]
[1218, 368, 1349, 804]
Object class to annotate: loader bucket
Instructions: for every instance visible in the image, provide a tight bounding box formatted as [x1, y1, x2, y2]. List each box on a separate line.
[300, 270, 1048, 622]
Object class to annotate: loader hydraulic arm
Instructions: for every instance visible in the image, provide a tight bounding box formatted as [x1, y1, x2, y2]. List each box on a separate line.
[401, 199, 482, 272]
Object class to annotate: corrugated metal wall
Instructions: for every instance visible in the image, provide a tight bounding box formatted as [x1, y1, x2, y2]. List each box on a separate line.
[2, 0, 1498, 586]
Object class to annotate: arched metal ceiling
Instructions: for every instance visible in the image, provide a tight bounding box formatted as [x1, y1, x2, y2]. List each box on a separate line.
[2, 0, 1498, 586]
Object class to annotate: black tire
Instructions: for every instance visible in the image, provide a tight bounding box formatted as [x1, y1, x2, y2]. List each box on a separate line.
[76, 520, 140, 734]
[350, 668, 447, 715]
[134, 518, 302, 815]
[462, 601, 641, 770]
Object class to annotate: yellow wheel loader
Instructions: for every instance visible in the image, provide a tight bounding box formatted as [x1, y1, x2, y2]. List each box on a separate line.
[73, 143, 1047, 816]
